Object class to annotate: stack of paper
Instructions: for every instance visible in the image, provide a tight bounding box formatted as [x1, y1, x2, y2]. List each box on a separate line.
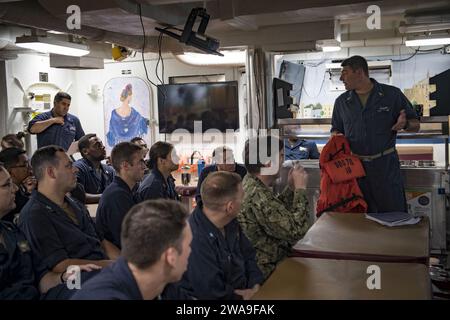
[365, 211, 422, 227]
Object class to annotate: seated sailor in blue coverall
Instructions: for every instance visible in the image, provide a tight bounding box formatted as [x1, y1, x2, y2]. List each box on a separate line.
[0, 163, 100, 299]
[174, 171, 264, 300]
[72, 200, 192, 300]
[19, 146, 117, 280]
[284, 138, 320, 160]
[74, 134, 115, 204]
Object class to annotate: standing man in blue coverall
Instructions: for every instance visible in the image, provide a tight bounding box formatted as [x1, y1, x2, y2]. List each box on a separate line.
[331, 56, 420, 213]
[28, 92, 84, 151]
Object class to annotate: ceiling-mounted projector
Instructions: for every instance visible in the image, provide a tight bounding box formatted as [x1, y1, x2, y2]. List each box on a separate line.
[155, 7, 223, 56]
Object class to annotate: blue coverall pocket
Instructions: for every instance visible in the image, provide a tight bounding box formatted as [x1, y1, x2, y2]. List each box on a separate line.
[374, 109, 394, 133]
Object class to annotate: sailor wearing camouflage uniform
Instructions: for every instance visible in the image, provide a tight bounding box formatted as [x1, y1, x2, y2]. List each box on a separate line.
[238, 136, 310, 278]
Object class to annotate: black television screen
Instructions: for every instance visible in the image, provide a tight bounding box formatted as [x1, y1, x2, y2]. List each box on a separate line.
[157, 81, 239, 133]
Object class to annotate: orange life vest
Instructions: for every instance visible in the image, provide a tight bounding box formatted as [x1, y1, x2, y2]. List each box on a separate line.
[316, 135, 368, 217]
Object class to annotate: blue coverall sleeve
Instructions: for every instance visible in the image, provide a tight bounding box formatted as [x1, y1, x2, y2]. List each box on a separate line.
[184, 237, 242, 300]
[138, 183, 165, 202]
[397, 89, 418, 120]
[19, 212, 69, 274]
[96, 193, 135, 247]
[27, 113, 49, 133]
[331, 100, 344, 134]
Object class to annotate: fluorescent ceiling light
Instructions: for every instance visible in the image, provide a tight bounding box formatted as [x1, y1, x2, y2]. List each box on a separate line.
[176, 50, 246, 66]
[15, 36, 90, 57]
[322, 46, 342, 52]
[316, 39, 341, 52]
[47, 30, 66, 35]
[405, 37, 450, 47]
[399, 22, 450, 34]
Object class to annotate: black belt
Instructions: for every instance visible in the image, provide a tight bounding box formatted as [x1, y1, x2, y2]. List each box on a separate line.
[353, 147, 396, 162]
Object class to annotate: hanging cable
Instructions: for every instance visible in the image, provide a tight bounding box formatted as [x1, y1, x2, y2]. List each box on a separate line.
[416, 46, 445, 52]
[156, 29, 168, 141]
[138, 4, 168, 140]
[302, 59, 327, 68]
[302, 68, 327, 99]
[392, 49, 419, 62]
[138, 4, 159, 88]
[155, 32, 164, 85]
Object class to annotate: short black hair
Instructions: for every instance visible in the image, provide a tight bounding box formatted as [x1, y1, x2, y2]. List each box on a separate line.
[31, 145, 65, 181]
[148, 141, 173, 169]
[130, 137, 145, 144]
[121, 199, 189, 269]
[1, 132, 25, 149]
[201, 171, 242, 211]
[0, 148, 26, 170]
[243, 135, 283, 175]
[212, 146, 233, 164]
[78, 134, 97, 158]
[341, 55, 369, 76]
[110, 142, 143, 172]
[54, 91, 71, 104]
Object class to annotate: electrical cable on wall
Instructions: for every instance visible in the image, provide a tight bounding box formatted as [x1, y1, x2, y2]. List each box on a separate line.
[138, 3, 168, 141]
[416, 46, 446, 52]
[156, 30, 168, 142]
[155, 31, 164, 86]
[392, 46, 446, 91]
[155, 30, 167, 102]
[138, 4, 160, 89]
[392, 49, 418, 62]
[391, 46, 444, 62]
[302, 59, 326, 68]
[302, 68, 327, 99]
[295, 59, 326, 100]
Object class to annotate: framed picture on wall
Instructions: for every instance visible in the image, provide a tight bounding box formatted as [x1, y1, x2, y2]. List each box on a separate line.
[103, 77, 152, 154]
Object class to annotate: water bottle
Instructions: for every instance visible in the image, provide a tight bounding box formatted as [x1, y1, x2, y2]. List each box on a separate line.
[197, 159, 205, 176]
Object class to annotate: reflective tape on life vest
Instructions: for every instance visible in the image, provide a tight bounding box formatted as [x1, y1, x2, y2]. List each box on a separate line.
[322, 155, 366, 183]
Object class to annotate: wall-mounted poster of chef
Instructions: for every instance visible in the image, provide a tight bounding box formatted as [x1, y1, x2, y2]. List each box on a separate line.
[103, 77, 151, 153]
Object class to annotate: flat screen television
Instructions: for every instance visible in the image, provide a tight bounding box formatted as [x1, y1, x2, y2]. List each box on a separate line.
[157, 81, 239, 133]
